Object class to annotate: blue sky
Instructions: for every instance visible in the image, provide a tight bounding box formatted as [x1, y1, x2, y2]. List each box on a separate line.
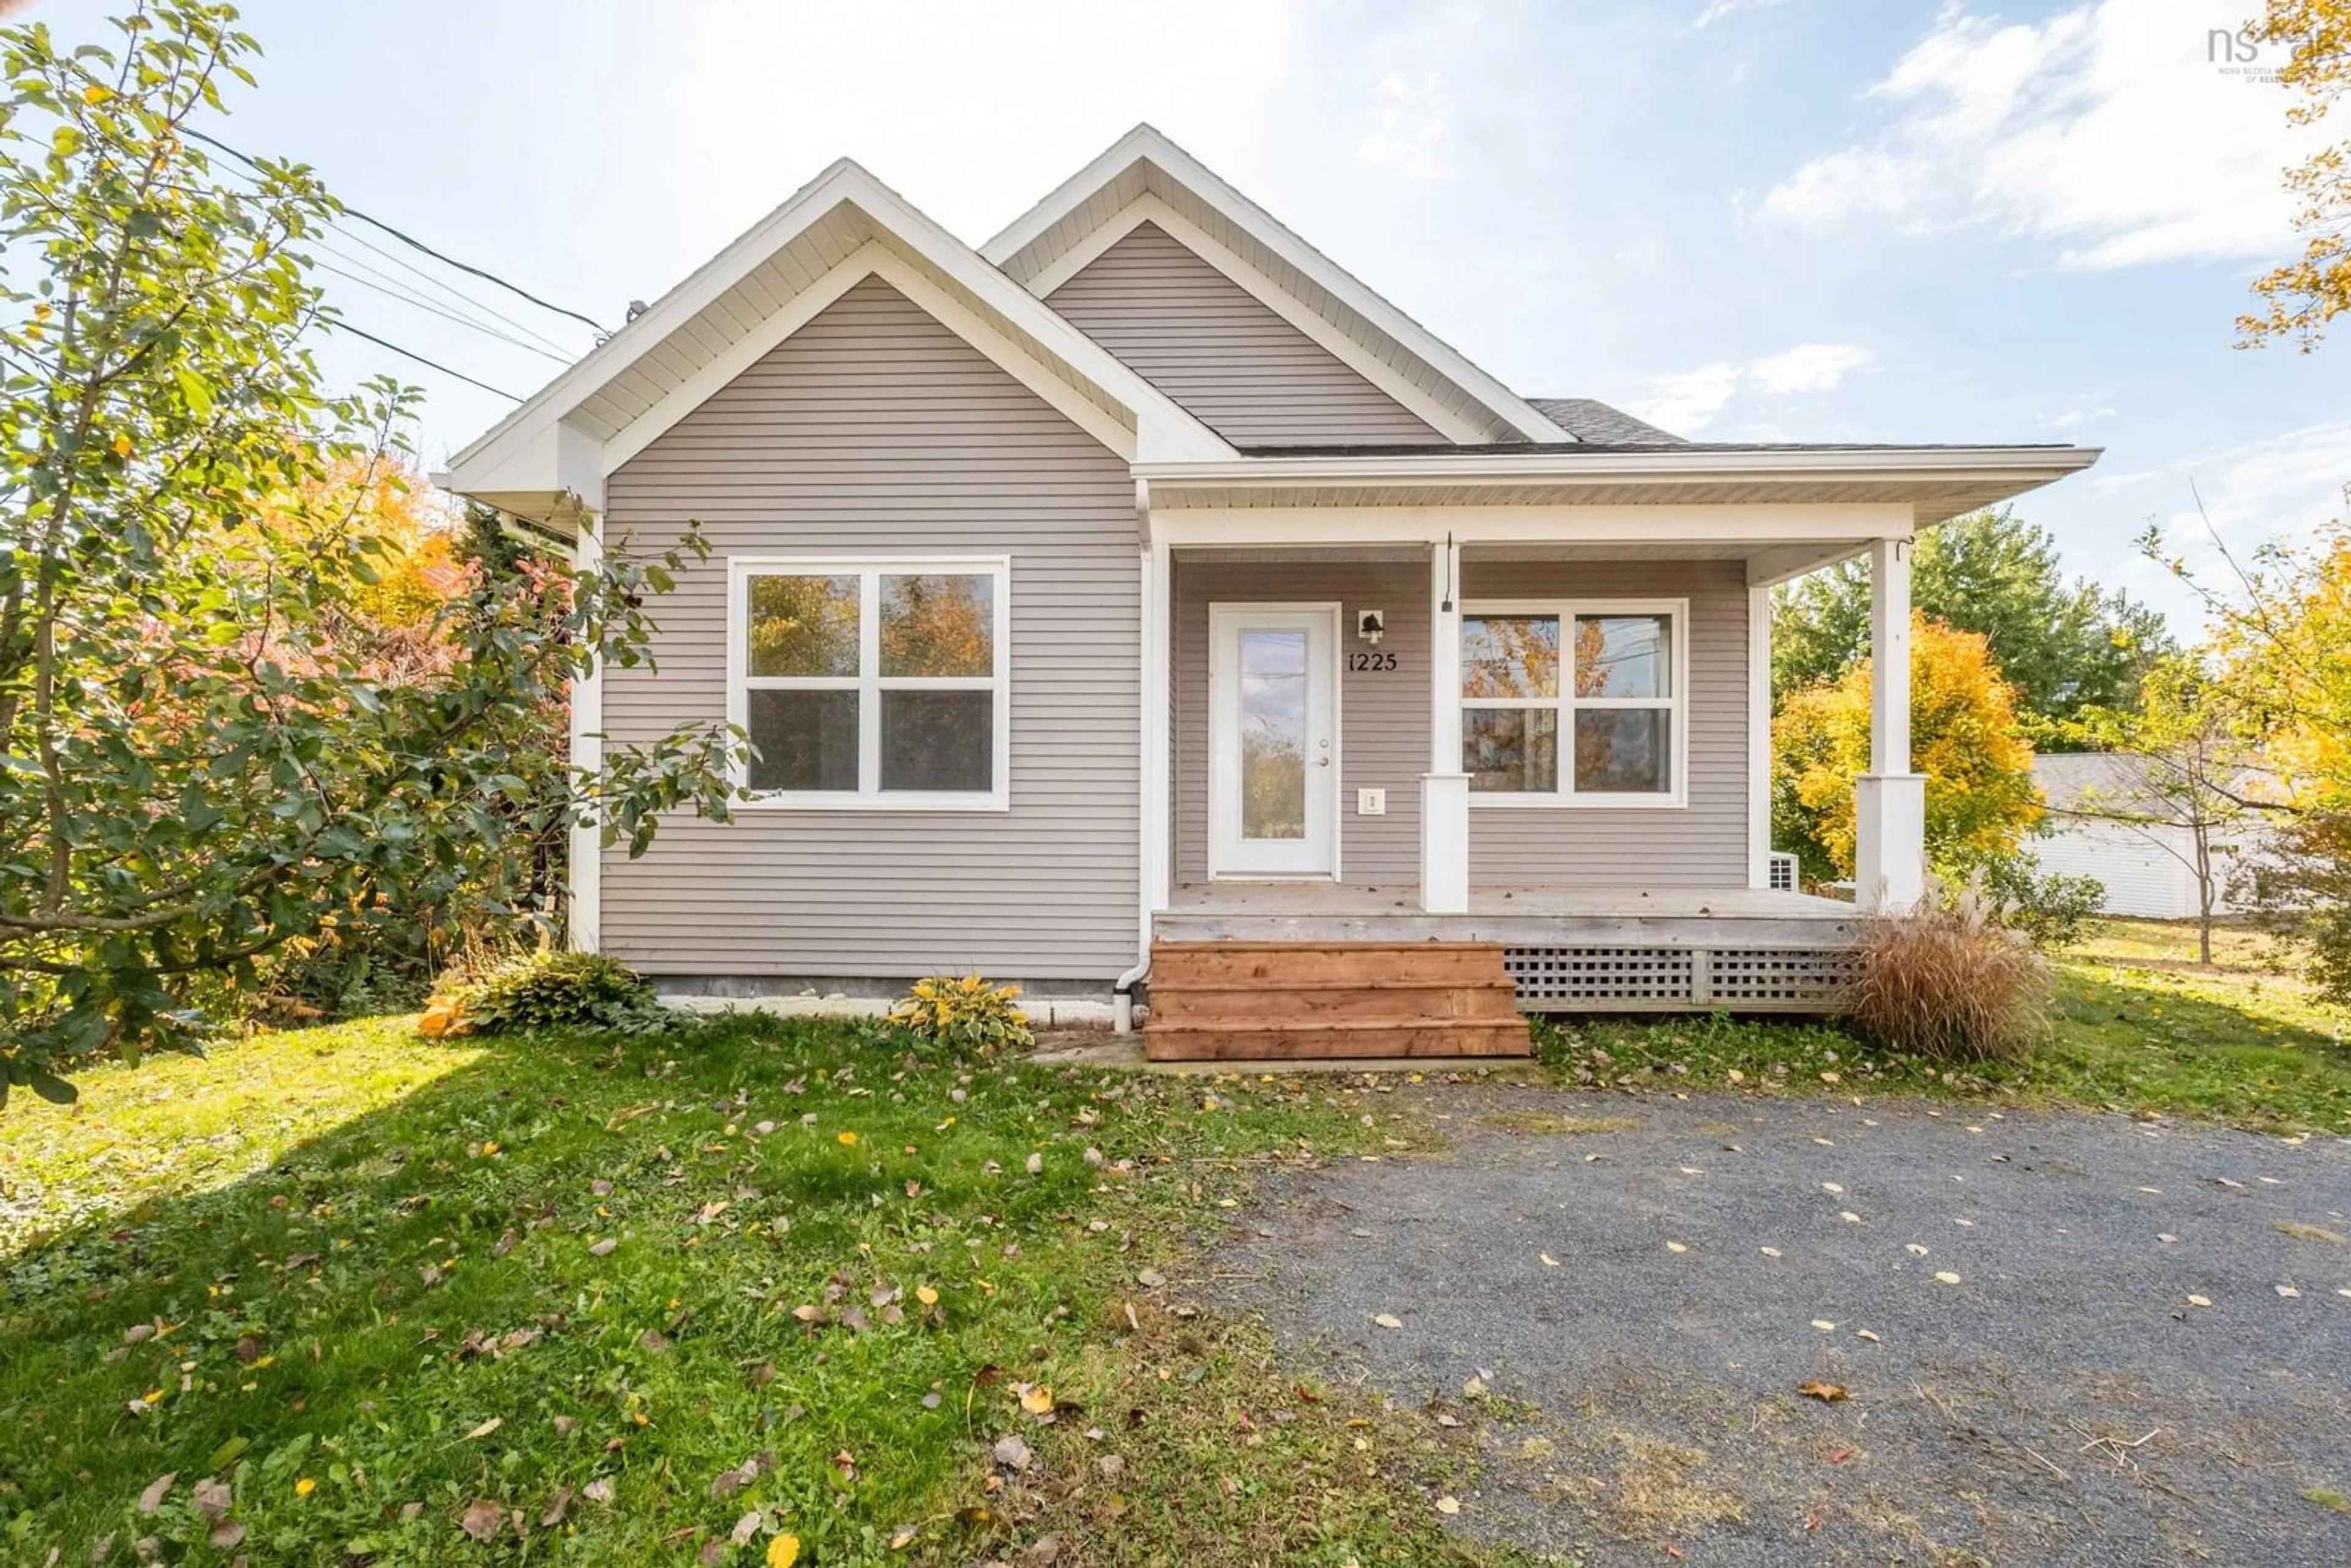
[33, 0, 2345, 631]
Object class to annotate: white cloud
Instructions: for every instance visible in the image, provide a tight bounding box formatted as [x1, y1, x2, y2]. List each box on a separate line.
[1761, 0, 2320, 270]
[1689, 0, 1786, 29]
[1357, 70, 1451, 181]
[1627, 342, 1874, 433]
[1748, 342, 1875, 394]
[2088, 422, 2351, 628]
[1628, 361, 1744, 432]
[2039, 403, 2117, 430]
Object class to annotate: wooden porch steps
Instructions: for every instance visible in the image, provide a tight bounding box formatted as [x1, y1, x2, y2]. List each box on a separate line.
[1143, 941, 1533, 1062]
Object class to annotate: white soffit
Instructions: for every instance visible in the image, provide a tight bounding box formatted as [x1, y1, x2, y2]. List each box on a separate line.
[444, 158, 1234, 522]
[984, 125, 1570, 446]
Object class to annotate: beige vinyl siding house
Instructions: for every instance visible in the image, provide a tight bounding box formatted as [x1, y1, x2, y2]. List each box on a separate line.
[444, 125, 2101, 1030]
[598, 276, 1142, 981]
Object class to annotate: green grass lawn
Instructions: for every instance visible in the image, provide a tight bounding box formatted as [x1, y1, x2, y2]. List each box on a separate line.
[0, 1016, 1519, 1568]
[7, 920, 2340, 1566]
[1537, 917, 2351, 1135]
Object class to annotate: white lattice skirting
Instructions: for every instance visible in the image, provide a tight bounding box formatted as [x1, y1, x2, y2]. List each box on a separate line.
[1504, 945, 1858, 1013]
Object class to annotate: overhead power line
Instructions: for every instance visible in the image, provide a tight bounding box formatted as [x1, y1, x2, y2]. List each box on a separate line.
[324, 321, 522, 401]
[182, 127, 612, 336]
[311, 252, 573, 364]
[323, 225, 579, 358]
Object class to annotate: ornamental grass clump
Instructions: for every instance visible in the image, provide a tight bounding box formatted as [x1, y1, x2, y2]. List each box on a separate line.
[1847, 885, 2051, 1065]
[890, 974, 1033, 1056]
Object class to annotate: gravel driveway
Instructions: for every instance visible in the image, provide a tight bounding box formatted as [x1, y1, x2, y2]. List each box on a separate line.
[1223, 1086, 2351, 1566]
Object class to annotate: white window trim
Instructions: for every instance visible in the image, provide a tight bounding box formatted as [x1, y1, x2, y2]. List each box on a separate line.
[726, 554, 1011, 812]
[1460, 596, 1689, 809]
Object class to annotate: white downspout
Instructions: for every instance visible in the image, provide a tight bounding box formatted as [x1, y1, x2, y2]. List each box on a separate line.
[1117, 487, 1170, 1033]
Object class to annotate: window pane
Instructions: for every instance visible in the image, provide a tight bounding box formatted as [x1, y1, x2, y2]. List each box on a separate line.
[1237, 629, 1309, 839]
[1573, 614, 1671, 699]
[1463, 708, 1558, 793]
[1461, 614, 1559, 699]
[748, 574, 860, 677]
[881, 690, 993, 792]
[1573, 708, 1671, 793]
[881, 573, 994, 677]
[746, 689, 859, 792]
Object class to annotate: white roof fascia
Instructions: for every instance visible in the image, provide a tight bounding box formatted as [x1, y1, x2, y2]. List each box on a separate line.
[1131, 446, 2104, 487]
[446, 158, 1232, 506]
[984, 124, 1571, 445]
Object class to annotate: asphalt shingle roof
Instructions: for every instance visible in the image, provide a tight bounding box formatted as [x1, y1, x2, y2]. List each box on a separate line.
[1528, 397, 1688, 446]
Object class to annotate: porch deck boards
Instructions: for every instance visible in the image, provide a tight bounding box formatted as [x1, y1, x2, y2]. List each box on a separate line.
[1157, 883, 1861, 949]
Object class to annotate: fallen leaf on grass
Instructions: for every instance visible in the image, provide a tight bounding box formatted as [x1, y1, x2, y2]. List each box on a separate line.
[208, 1521, 246, 1550]
[767, 1536, 801, 1568]
[993, 1434, 1033, 1471]
[464, 1417, 503, 1441]
[1435, 1496, 1461, 1515]
[459, 1498, 504, 1542]
[588, 1239, 618, 1258]
[137, 1474, 176, 1515]
[583, 1478, 616, 1505]
[915, 1286, 939, 1307]
[191, 1479, 231, 1519]
[1797, 1381, 1848, 1403]
[1020, 1384, 1055, 1416]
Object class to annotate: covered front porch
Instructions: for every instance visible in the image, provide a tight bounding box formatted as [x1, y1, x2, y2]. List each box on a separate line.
[1122, 454, 2097, 1054]
[1146, 528, 1930, 922]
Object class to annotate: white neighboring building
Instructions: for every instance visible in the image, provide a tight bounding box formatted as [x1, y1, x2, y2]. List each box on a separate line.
[2028, 754, 2270, 920]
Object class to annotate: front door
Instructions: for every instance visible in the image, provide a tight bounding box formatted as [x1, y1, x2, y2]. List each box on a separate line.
[1209, 604, 1340, 877]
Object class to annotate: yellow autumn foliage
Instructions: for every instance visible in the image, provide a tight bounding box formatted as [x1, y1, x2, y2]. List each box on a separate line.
[1774, 612, 2042, 877]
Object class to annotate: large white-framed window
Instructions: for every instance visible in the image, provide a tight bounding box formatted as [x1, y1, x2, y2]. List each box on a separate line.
[1458, 598, 1687, 808]
[726, 555, 1011, 811]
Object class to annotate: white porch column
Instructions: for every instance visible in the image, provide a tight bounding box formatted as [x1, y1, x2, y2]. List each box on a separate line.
[1421, 536, 1470, 913]
[1854, 536, 1927, 913]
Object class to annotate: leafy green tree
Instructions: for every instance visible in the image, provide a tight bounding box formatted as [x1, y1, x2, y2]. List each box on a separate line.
[2071, 659, 2270, 966]
[0, 4, 740, 1101]
[2239, 0, 2350, 351]
[1772, 507, 2172, 737]
[1773, 613, 2042, 885]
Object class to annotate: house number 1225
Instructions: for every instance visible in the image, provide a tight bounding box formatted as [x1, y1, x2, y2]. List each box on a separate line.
[1347, 651, 1397, 672]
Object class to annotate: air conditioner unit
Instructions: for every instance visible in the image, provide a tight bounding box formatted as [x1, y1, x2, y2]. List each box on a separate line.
[1768, 852, 1799, 893]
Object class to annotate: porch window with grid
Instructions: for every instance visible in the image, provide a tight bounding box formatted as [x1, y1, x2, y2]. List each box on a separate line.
[728, 557, 1010, 809]
[1459, 599, 1685, 805]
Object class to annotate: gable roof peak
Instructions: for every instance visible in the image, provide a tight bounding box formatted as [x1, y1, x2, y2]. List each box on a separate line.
[986, 126, 1569, 445]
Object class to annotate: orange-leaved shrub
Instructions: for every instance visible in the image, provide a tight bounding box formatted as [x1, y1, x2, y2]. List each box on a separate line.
[1846, 885, 2050, 1064]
